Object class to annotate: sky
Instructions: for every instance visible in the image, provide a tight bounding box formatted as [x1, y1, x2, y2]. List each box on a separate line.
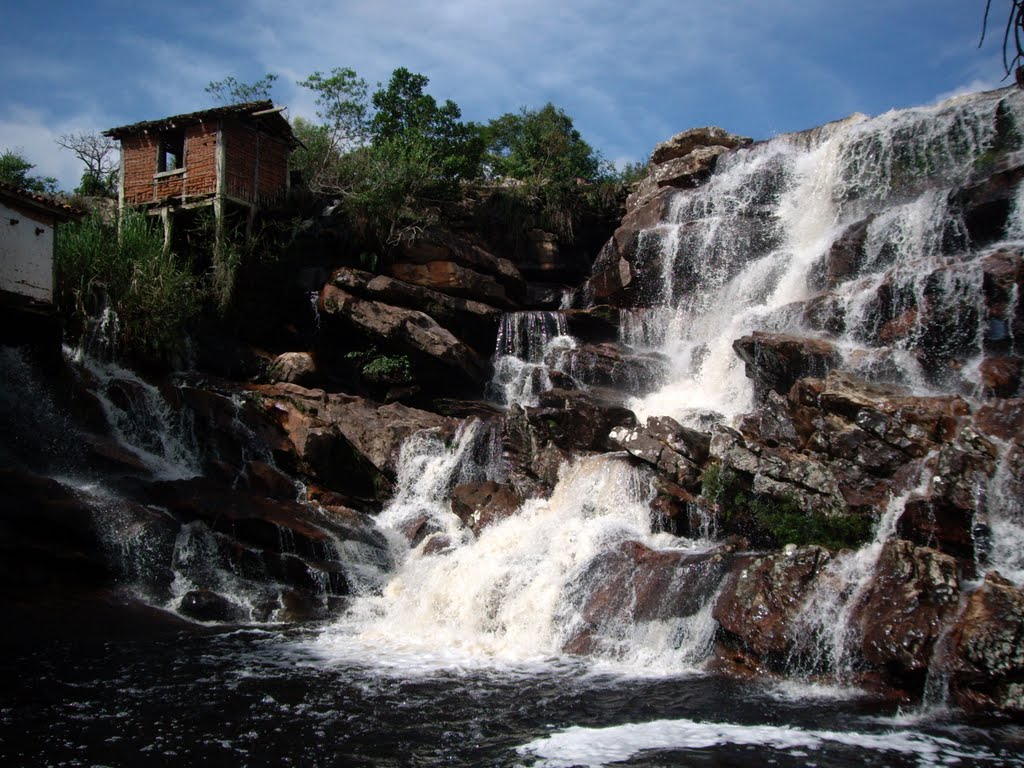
[0, 0, 1015, 192]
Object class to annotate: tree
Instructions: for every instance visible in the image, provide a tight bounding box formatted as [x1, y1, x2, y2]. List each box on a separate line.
[205, 74, 279, 105]
[56, 132, 118, 197]
[370, 67, 484, 183]
[981, 1, 1024, 81]
[0, 149, 58, 194]
[293, 67, 371, 194]
[483, 103, 601, 184]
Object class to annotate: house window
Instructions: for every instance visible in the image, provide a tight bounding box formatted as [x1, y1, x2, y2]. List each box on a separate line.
[157, 131, 185, 172]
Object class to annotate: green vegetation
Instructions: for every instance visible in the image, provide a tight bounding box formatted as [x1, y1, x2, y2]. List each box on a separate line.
[0, 149, 58, 194]
[289, 65, 636, 255]
[345, 347, 415, 385]
[700, 461, 873, 551]
[55, 210, 201, 360]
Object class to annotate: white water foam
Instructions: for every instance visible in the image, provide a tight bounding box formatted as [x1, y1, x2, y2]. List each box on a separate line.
[517, 717, 1010, 767]
[316, 436, 718, 673]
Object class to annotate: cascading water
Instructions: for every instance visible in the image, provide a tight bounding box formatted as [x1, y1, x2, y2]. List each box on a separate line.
[319, 430, 721, 670]
[487, 310, 576, 406]
[626, 88, 1024, 425]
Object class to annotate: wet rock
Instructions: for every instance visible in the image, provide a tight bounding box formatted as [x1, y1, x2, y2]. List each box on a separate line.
[246, 460, 297, 501]
[973, 397, 1024, 442]
[586, 188, 676, 305]
[250, 388, 389, 499]
[947, 572, 1024, 715]
[563, 540, 735, 655]
[562, 306, 620, 343]
[0, 468, 115, 592]
[950, 154, 1024, 247]
[713, 545, 833, 663]
[550, 341, 668, 395]
[979, 356, 1022, 397]
[268, 352, 317, 386]
[853, 540, 960, 683]
[808, 216, 873, 291]
[733, 332, 842, 397]
[531, 388, 638, 453]
[450, 481, 523, 536]
[609, 416, 710, 490]
[796, 371, 969, 458]
[178, 589, 248, 623]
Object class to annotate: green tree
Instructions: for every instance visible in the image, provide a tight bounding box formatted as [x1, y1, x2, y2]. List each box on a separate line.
[205, 74, 279, 104]
[293, 67, 371, 194]
[484, 103, 601, 183]
[370, 67, 484, 184]
[0, 149, 58, 194]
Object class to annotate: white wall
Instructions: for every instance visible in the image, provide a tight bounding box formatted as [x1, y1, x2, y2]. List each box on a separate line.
[0, 200, 54, 303]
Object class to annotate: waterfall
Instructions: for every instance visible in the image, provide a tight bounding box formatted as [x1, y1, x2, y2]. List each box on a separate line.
[487, 310, 576, 406]
[320, 438, 722, 670]
[626, 88, 1023, 427]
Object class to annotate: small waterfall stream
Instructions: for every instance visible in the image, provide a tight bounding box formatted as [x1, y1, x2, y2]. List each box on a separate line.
[487, 310, 576, 406]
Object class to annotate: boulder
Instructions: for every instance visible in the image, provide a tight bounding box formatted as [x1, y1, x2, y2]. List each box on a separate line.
[450, 481, 523, 536]
[650, 127, 753, 165]
[550, 341, 668, 394]
[808, 216, 873, 291]
[609, 416, 710, 490]
[947, 572, 1024, 715]
[853, 540, 960, 682]
[319, 284, 490, 392]
[713, 546, 833, 663]
[652, 146, 729, 189]
[397, 230, 525, 299]
[979, 356, 1022, 397]
[268, 352, 317, 386]
[563, 539, 735, 655]
[390, 261, 514, 309]
[733, 332, 842, 397]
[178, 589, 248, 623]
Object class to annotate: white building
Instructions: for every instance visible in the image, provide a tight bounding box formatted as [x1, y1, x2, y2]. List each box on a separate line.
[1, 182, 79, 305]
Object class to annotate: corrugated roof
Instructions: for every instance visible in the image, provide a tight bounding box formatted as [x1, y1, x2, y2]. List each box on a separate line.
[0, 181, 82, 220]
[104, 100, 298, 145]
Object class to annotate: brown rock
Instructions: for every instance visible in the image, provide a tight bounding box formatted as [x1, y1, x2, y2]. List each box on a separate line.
[947, 572, 1024, 714]
[854, 540, 960, 679]
[652, 146, 728, 189]
[268, 352, 317, 386]
[713, 546, 833, 661]
[980, 356, 1022, 397]
[391, 261, 514, 308]
[319, 284, 490, 390]
[564, 540, 734, 655]
[650, 127, 753, 165]
[733, 332, 842, 397]
[450, 481, 523, 536]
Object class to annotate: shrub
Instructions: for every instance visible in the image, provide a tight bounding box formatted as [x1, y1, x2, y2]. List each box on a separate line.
[56, 209, 201, 360]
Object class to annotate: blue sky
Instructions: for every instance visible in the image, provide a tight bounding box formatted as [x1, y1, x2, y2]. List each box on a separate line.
[0, 0, 1013, 191]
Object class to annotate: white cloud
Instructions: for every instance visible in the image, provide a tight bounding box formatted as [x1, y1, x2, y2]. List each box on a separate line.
[0, 106, 116, 192]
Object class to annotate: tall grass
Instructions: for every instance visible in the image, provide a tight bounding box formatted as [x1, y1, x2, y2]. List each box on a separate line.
[56, 210, 201, 361]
